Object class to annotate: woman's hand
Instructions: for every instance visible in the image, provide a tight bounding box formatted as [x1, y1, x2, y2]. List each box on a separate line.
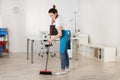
[48, 38, 53, 44]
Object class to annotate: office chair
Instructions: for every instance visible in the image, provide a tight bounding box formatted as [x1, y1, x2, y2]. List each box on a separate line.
[38, 40, 56, 57]
[39, 25, 58, 57]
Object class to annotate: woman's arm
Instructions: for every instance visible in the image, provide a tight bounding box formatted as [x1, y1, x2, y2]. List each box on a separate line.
[53, 26, 62, 40]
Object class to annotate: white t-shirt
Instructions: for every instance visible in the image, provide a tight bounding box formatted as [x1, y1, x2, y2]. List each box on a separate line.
[54, 15, 67, 30]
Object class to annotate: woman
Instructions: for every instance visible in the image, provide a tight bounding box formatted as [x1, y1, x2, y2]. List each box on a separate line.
[48, 5, 71, 75]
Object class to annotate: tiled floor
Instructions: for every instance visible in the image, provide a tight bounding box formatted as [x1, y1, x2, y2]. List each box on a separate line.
[0, 53, 120, 80]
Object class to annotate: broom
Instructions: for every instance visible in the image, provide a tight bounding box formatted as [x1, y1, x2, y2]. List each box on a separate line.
[39, 25, 53, 75]
[39, 45, 52, 75]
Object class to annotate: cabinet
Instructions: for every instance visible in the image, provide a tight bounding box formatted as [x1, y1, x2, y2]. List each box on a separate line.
[0, 28, 9, 56]
[79, 43, 116, 62]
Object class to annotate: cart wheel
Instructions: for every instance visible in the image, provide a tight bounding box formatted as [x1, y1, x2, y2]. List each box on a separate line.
[38, 53, 40, 56]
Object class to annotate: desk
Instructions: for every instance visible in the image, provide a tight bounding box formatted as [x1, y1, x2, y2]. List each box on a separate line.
[26, 33, 88, 63]
[27, 34, 60, 63]
[26, 34, 73, 63]
[27, 34, 49, 63]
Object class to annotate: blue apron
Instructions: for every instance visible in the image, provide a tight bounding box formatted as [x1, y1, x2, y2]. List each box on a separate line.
[60, 30, 71, 54]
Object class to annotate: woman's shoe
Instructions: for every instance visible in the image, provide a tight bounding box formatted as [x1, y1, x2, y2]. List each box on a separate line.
[55, 71, 66, 75]
[65, 69, 69, 73]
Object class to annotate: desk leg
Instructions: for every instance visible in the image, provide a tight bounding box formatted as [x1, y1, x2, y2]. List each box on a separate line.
[72, 39, 79, 61]
[75, 39, 78, 61]
[27, 39, 30, 60]
[31, 40, 34, 63]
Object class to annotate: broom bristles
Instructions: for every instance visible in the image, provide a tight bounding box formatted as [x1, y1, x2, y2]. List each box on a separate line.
[39, 70, 52, 75]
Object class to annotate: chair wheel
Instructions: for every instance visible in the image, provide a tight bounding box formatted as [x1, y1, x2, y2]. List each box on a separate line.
[38, 54, 40, 56]
[54, 54, 56, 56]
[51, 55, 54, 57]
[41, 55, 43, 57]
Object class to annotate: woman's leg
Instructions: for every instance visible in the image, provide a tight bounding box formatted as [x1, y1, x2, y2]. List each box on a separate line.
[60, 49, 69, 70]
[65, 50, 69, 69]
[60, 53, 66, 70]
[55, 53, 66, 75]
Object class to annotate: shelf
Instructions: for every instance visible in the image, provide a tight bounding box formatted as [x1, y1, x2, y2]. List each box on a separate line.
[0, 41, 7, 45]
[2, 49, 9, 53]
[79, 43, 117, 62]
[0, 28, 9, 55]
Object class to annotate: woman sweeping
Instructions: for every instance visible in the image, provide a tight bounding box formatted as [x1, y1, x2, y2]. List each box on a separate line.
[48, 5, 71, 75]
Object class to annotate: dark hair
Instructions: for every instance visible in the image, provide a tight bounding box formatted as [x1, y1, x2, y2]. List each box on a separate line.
[48, 5, 58, 14]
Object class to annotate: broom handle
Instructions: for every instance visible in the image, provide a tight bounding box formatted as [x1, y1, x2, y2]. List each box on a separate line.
[49, 25, 53, 44]
[50, 25, 53, 39]
[45, 25, 53, 70]
[45, 46, 50, 71]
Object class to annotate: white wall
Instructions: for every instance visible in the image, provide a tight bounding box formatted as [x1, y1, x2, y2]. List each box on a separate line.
[78, 0, 120, 57]
[0, 0, 3, 27]
[1, 0, 26, 53]
[26, 0, 80, 35]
